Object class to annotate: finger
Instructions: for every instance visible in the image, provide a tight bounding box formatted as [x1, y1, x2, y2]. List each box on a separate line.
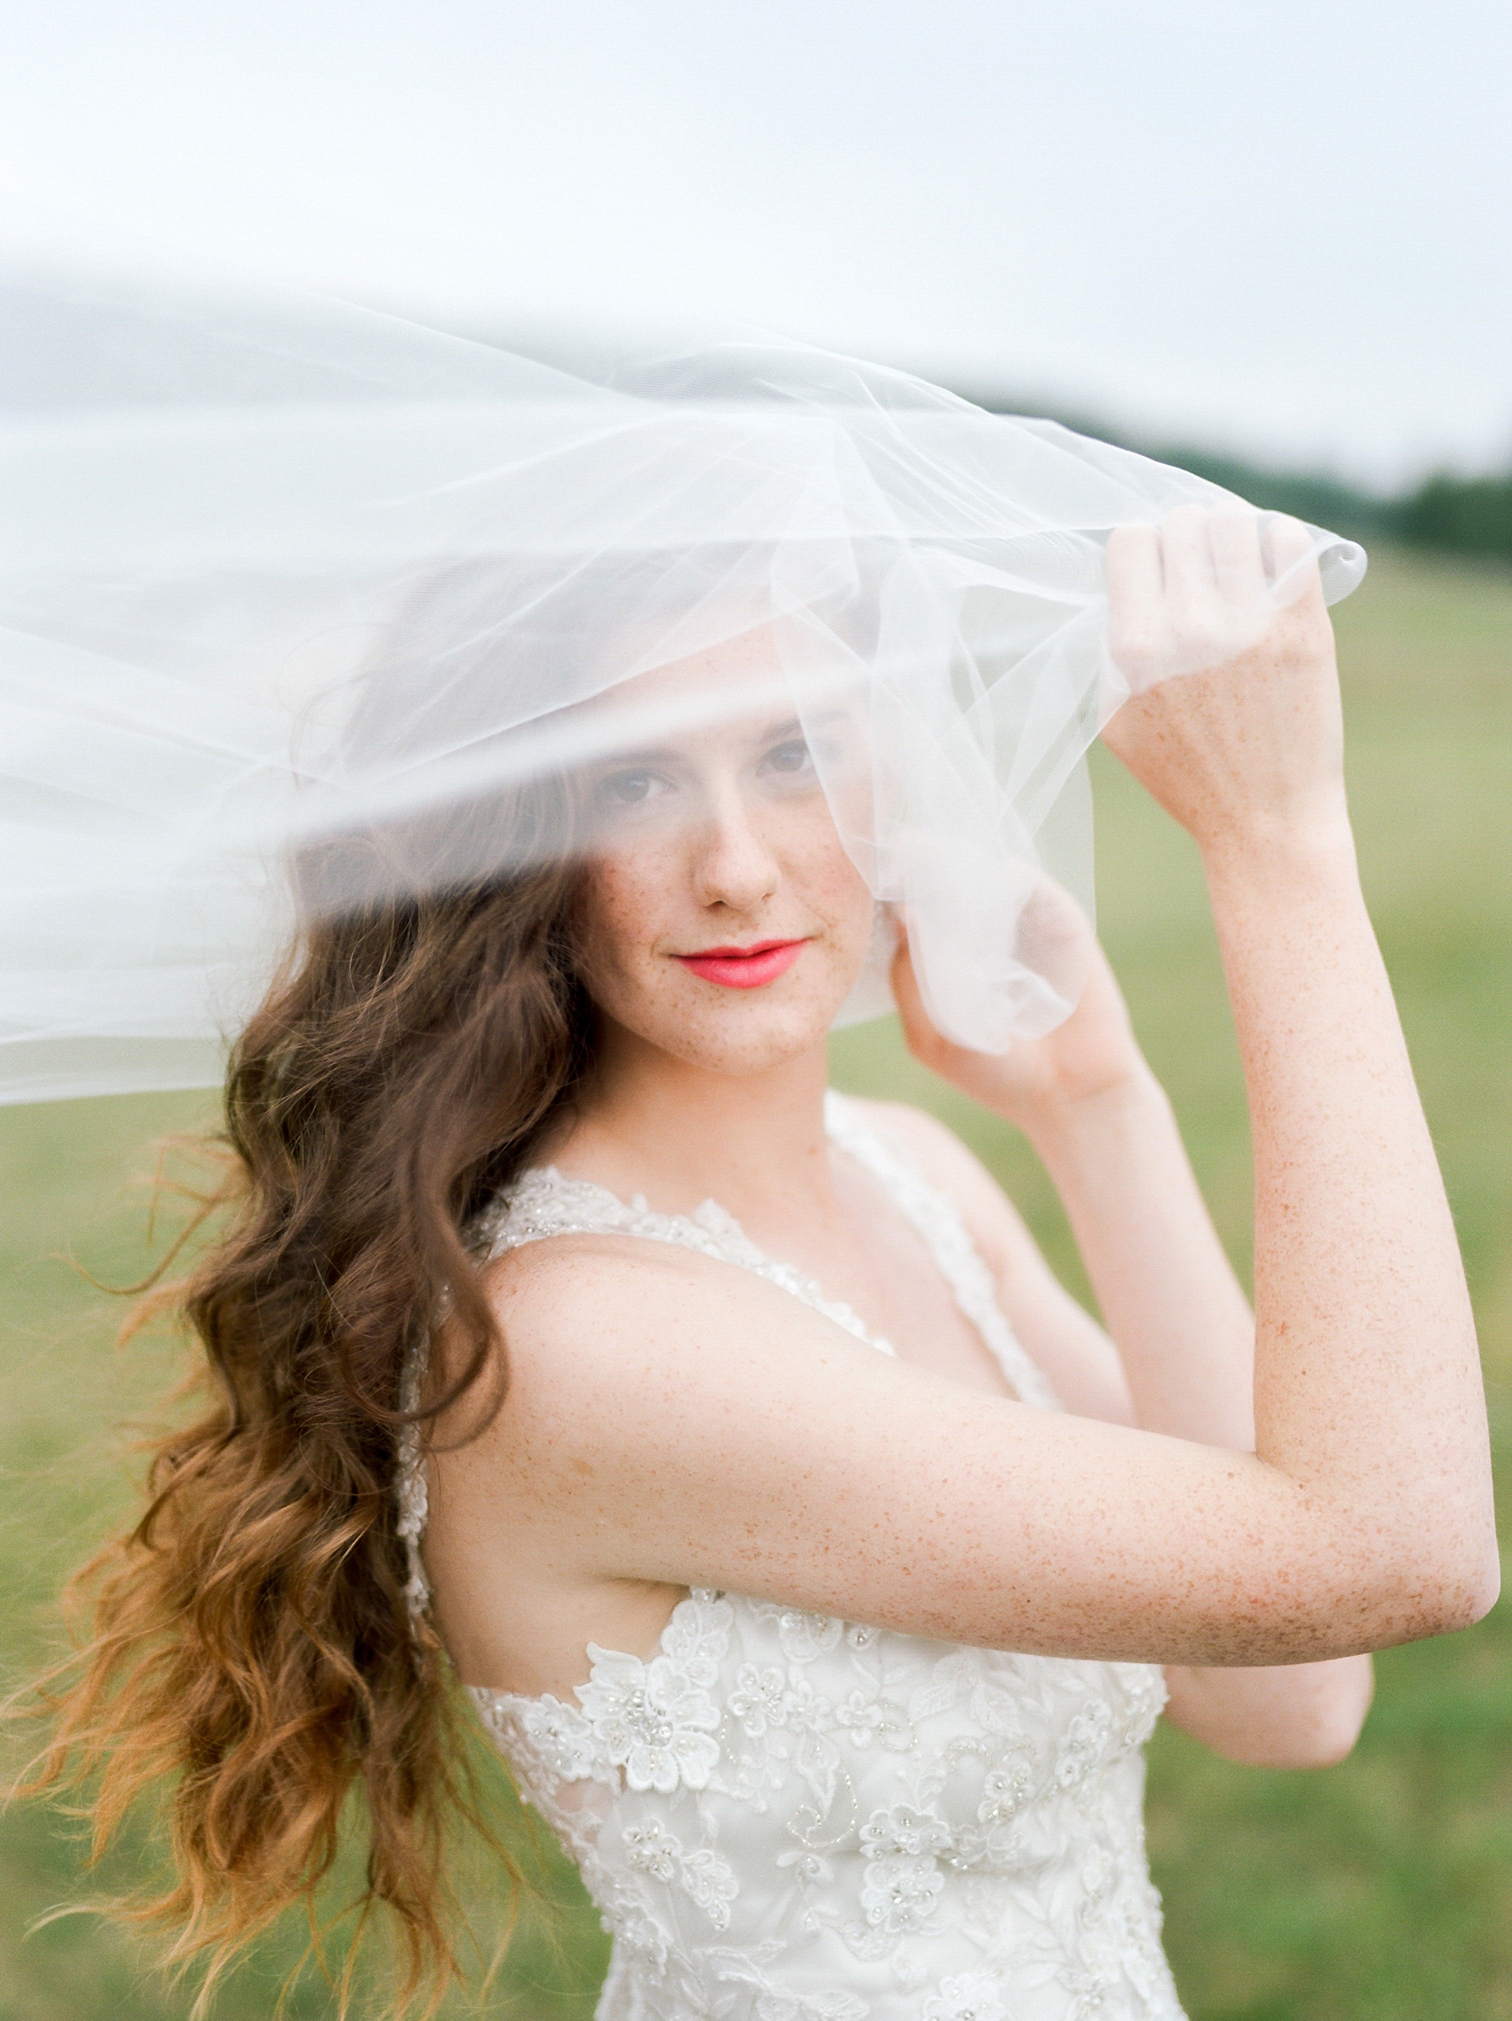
[1208, 508, 1269, 608]
[1264, 512, 1324, 610]
[1106, 521, 1163, 606]
[890, 927, 924, 1028]
[1104, 522, 1165, 681]
[889, 927, 946, 1065]
[1158, 503, 1222, 634]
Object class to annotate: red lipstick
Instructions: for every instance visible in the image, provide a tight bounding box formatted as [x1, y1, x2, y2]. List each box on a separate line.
[673, 938, 807, 989]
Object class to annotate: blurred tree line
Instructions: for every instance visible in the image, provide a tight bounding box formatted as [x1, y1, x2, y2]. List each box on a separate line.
[480, 332, 1512, 564]
[1148, 446, 1512, 562]
[973, 394, 1512, 563]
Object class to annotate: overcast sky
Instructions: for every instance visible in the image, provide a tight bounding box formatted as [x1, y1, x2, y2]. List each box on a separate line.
[4, 0, 1509, 486]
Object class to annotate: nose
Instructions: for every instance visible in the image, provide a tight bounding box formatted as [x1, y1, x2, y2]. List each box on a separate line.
[689, 780, 780, 913]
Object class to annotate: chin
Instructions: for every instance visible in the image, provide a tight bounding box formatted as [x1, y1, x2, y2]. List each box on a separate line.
[627, 972, 854, 1077]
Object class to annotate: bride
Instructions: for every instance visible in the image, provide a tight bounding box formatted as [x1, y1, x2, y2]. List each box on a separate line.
[11, 287, 1496, 2020]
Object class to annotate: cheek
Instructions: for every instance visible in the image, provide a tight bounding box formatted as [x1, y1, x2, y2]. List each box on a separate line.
[794, 815, 874, 947]
[574, 810, 876, 1039]
[573, 858, 664, 1000]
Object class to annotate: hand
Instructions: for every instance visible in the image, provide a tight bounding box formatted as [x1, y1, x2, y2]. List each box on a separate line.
[1100, 509, 1348, 865]
[891, 890, 1150, 1138]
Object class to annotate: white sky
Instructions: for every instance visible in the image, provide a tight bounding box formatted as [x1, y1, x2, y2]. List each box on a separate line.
[5, 0, 1510, 486]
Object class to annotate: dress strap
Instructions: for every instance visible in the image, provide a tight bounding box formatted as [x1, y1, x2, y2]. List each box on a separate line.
[395, 1098, 1060, 1626]
[394, 1156, 898, 1629]
[474, 1168, 895, 1356]
[823, 1091, 1061, 1411]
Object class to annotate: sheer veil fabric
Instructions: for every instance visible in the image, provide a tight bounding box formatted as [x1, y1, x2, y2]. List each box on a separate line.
[0, 241, 1366, 1103]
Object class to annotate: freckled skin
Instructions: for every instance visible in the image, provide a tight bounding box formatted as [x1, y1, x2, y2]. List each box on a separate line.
[571, 733, 875, 1085]
[424, 543, 1496, 1769]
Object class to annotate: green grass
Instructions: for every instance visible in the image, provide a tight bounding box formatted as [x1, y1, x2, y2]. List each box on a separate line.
[3, 546, 1510, 2018]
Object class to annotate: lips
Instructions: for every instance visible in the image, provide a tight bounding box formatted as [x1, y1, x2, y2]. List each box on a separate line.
[673, 938, 808, 989]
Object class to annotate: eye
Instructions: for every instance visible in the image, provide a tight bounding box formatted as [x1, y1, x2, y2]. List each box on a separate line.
[761, 737, 814, 778]
[598, 767, 668, 807]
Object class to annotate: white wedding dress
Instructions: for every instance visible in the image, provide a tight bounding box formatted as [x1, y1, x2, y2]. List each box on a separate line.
[400, 1093, 1185, 2021]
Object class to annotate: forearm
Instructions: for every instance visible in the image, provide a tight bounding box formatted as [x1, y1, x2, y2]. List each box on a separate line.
[1023, 1067, 1255, 1447]
[1022, 1013, 1377, 1759]
[1208, 826, 1493, 1603]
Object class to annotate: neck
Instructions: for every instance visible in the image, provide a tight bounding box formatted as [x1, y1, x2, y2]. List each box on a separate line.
[553, 1020, 837, 1225]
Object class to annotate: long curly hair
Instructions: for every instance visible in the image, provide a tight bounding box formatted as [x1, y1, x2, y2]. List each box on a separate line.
[13, 563, 609, 2015]
[21, 831, 593, 2014]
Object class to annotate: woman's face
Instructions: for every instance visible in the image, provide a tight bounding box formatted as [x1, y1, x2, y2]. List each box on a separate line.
[573, 627, 876, 1077]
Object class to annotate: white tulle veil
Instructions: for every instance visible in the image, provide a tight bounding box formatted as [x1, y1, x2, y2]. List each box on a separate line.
[0, 238, 1366, 1104]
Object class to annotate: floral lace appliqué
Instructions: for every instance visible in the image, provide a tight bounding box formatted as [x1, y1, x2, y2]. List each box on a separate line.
[578, 1595, 732, 1794]
[428, 1098, 1181, 2021]
[923, 1974, 1010, 2021]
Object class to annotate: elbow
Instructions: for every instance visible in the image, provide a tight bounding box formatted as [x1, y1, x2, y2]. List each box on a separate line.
[1260, 1545, 1501, 1767]
[1241, 1734, 1359, 1773]
[1320, 1504, 1502, 1651]
[1396, 1539, 1501, 1643]
[1271, 1690, 1372, 1770]
[1459, 1537, 1502, 1627]
[1204, 1722, 1365, 1772]
[1267, 1737, 1360, 1772]
[1249, 1660, 1376, 1770]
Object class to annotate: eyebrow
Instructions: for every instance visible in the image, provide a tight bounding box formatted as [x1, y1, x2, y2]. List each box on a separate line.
[592, 711, 842, 771]
[763, 709, 846, 741]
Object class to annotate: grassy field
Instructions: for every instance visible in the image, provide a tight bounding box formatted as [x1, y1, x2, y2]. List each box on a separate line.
[2, 546, 1509, 2019]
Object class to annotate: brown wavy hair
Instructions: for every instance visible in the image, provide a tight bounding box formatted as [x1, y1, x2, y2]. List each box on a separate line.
[13, 545, 811, 2012]
[15, 754, 595, 2013]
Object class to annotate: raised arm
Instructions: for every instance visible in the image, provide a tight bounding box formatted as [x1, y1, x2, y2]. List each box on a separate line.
[454, 511, 1497, 1673]
[1101, 512, 1494, 1626]
[884, 511, 1495, 1657]
[882, 945, 1376, 1766]
[1029, 1060, 1376, 1765]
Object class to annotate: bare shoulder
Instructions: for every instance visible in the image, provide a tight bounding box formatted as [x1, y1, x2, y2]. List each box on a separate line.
[474, 1229, 882, 1441]
[482, 1229, 743, 1378]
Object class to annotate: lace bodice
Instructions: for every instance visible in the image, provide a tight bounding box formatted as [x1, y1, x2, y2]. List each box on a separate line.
[400, 1093, 1182, 2021]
